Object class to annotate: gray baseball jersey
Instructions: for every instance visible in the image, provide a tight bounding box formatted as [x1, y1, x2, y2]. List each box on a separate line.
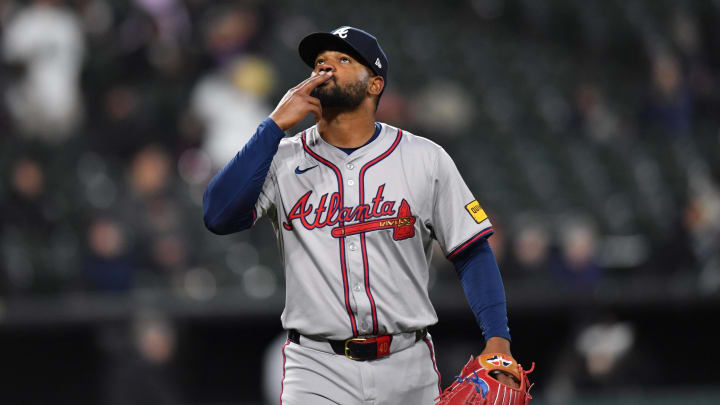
[254, 122, 493, 340]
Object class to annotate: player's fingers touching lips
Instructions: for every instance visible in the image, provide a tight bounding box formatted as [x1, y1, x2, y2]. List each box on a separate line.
[319, 76, 336, 86]
[310, 71, 335, 88]
[311, 70, 333, 78]
[297, 71, 332, 93]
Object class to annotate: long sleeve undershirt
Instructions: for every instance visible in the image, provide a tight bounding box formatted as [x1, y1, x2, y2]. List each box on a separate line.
[450, 237, 511, 341]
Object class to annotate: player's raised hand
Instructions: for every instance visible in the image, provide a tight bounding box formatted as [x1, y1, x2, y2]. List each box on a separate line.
[269, 71, 333, 131]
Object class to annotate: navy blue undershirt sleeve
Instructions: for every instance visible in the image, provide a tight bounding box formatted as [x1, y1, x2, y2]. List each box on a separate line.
[203, 117, 284, 234]
[450, 237, 511, 341]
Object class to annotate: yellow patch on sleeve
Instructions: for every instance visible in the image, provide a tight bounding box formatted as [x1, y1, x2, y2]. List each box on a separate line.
[465, 200, 488, 224]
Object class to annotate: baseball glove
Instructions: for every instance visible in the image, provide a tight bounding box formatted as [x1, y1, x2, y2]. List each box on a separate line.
[435, 353, 534, 405]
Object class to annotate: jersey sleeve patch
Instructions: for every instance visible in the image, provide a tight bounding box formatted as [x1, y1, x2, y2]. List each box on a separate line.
[465, 200, 488, 224]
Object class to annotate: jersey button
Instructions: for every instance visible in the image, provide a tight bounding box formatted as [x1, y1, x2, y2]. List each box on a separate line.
[361, 322, 369, 330]
[346, 163, 354, 170]
[349, 243, 357, 251]
[347, 179, 355, 186]
[353, 283, 361, 292]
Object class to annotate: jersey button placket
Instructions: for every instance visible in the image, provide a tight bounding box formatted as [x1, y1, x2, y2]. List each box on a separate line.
[346, 162, 355, 186]
[342, 164, 367, 335]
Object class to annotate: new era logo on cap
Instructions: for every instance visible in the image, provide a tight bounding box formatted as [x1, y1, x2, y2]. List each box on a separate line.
[375, 58, 382, 69]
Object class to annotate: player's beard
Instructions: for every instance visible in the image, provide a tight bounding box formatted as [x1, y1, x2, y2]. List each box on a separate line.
[310, 76, 368, 112]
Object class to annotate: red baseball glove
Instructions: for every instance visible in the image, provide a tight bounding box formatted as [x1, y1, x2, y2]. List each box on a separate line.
[435, 353, 535, 405]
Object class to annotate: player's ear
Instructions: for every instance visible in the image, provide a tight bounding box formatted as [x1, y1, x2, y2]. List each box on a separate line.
[368, 75, 384, 97]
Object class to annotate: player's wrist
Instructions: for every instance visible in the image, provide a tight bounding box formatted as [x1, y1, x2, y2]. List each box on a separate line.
[481, 336, 512, 356]
[268, 113, 289, 131]
[263, 116, 286, 136]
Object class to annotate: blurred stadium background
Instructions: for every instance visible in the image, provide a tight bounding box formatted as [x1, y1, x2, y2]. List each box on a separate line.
[1, 0, 720, 404]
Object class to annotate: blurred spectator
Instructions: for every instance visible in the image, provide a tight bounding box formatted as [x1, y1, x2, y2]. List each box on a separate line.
[550, 218, 602, 288]
[130, 0, 191, 79]
[132, 0, 190, 45]
[191, 54, 275, 169]
[189, 6, 274, 168]
[10, 156, 45, 202]
[573, 81, 621, 142]
[92, 84, 148, 158]
[685, 177, 720, 260]
[76, 0, 114, 41]
[640, 50, 692, 136]
[575, 319, 634, 379]
[76, 150, 121, 211]
[201, 5, 259, 65]
[83, 217, 134, 291]
[669, 9, 717, 125]
[189, 55, 273, 168]
[683, 175, 720, 293]
[1, 157, 52, 293]
[121, 144, 193, 284]
[504, 221, 551, 280]
[2, 0, 85, 141]
[128, 143, 173, 199]
[409, 79, 474, 138]
[103, 311, 185, 405]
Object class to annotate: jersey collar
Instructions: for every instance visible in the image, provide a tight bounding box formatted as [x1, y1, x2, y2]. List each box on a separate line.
[305, 122, 392, 163]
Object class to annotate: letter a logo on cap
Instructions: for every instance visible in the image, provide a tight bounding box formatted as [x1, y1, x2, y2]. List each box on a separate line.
[333, 27, 349, 38]
[375, 58, 382, 69]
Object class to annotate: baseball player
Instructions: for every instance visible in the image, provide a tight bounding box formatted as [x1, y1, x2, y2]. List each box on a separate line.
[203, 26, 519, 404]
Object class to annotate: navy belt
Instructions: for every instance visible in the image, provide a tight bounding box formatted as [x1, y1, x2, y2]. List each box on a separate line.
[287, 328, 428, 361]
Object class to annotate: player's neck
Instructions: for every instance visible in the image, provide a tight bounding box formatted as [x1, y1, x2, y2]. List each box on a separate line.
[317, 107, 376, 149]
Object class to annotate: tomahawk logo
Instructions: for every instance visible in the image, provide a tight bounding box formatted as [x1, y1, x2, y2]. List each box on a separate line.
[486, 355, 513, 367]
[331, 199, 415, 241]
[333, 27, 349, 38]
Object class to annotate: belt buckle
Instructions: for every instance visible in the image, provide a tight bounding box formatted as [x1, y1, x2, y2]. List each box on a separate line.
[344, 337, 369, 360]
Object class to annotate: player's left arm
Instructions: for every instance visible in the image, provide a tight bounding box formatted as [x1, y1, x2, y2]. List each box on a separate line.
[429, 147, 519, 388]
[450, 238, 519, 388]
[450, 237, 511, 346]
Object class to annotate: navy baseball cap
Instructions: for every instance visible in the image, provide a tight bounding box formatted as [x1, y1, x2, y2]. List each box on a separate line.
[298, 26, 388, 90]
